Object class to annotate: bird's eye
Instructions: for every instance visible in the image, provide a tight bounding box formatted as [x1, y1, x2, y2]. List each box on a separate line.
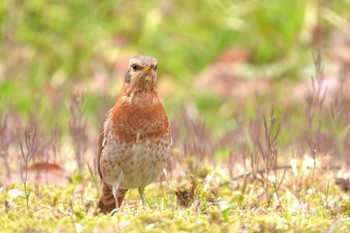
[131, 64, 141, 71]
[154, 65, 157, 70]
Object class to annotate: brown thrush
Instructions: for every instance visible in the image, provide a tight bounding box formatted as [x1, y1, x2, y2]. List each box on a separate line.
[97, 55, 171, 213]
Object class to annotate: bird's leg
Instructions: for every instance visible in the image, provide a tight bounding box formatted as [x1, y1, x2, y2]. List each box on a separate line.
[162, 168, 171, 188]
[112, 183, 119, 209]
[110, 182, 120, 215]
[112, 171, 124, 212]
[137, 162, 155, 209]
[138, 186, 146, 207]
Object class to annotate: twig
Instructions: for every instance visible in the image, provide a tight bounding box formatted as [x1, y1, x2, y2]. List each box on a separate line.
[19, 122, 38, 211]
[221, 164, 341, 186]
[87, 162, 100, 197]
[0, 115, 11, 178]
[69, 92, 88, 174]
[259, 107, 281, 205]
[327, 218, 350, 233]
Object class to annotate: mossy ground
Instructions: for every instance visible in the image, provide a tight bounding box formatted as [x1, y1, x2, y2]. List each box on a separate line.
[1, 167, 350, 233]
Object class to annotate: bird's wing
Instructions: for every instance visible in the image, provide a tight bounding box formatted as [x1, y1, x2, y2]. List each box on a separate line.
[97, 129, 105, 180]
[97, 110, 112, 181]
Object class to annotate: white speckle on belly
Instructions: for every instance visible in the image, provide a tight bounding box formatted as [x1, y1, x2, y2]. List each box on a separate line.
[100, 136, 170, 189]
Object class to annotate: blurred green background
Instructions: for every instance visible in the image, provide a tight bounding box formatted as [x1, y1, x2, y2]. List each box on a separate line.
[1, 0, 349, 133]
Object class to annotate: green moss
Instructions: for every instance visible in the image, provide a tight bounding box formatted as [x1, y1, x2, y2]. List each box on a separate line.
[1, 174, 350, 233]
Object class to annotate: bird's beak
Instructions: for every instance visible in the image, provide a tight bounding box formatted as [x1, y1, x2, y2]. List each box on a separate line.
[142, 66, 152, 72]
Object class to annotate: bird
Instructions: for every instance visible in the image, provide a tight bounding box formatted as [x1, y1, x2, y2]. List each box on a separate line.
[97, 55, 171, 214]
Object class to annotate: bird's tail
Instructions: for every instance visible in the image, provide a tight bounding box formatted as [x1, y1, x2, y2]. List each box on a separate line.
[97, 183, 128, 214]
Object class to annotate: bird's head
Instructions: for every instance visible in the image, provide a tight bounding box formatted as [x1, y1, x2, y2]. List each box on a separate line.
[123, 56, 158, 92]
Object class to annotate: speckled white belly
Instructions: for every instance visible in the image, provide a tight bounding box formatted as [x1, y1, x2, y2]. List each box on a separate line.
[100, 135, 170, 189]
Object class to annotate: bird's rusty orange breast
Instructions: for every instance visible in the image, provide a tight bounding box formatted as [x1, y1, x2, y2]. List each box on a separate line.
[110, 90, 170, 143]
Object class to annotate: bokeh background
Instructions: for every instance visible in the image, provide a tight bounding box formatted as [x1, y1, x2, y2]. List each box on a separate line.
[2, 2, 350, 232]
[1, 0, 350, 174]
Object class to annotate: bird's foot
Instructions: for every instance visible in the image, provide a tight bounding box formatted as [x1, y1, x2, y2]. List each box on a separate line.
[110, 207, 119, 215]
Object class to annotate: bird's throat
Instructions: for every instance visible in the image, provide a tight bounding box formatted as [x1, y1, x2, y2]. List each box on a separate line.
[120, 83, 157, 104]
